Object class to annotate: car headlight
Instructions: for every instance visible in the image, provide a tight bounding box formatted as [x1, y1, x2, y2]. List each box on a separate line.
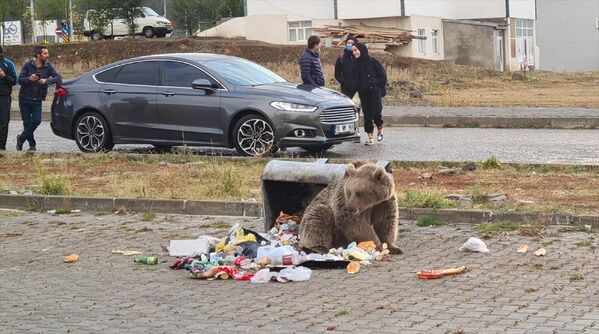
[156, 21, 167, 26]
[270, 101, 317, 112]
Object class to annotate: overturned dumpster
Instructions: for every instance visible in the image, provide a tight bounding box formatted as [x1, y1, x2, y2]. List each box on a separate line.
[261, 159, 392, 232]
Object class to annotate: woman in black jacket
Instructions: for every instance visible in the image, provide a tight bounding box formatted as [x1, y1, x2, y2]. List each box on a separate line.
[334, 35, 358, 98]
[353, 43, 387, 146]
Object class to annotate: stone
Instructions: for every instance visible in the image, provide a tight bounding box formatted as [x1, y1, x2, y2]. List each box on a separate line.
[420, 172, 433, 180]
[409, 90, 423, 98]
[486, 193, 508, 202]
[462, 162, 477, 171]
[511, 72, 526, 81]
[518, 200, 534, 205]
[439, 168, 457, 175]
[445, 194, 465, 201]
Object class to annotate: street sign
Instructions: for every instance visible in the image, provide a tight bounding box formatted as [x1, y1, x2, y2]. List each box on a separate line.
[55, 28, 62, 35]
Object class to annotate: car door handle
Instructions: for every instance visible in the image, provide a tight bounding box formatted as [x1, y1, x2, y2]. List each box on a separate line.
[161, 91, 175, 97]
[103, 89, 117, 95]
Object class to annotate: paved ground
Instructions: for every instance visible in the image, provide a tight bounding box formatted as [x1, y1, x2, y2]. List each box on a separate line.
[1, 210, 598, 333]
[5, 123, 599, 165]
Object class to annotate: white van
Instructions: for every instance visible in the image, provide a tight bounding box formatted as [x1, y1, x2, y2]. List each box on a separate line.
[83, 7, 172, 40]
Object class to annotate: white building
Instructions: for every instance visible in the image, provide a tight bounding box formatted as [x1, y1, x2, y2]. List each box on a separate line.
[199, 0, 538, 71]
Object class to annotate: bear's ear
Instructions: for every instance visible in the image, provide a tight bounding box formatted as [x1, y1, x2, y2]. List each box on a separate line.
[373, 167, 387, 181]
[345, 163, 357, 177]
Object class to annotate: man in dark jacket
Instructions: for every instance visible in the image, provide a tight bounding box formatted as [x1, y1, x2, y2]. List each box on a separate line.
[299, 35, 325, 87]
[0, 46, 17, 151]
[17, 45, 62, 151]
[334, 35, 358, 98]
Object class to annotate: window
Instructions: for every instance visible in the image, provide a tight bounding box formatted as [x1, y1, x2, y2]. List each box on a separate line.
[203, 58, 286, 86]
[288, 21, 312, 42]
[95, 66, 122, 83]
[161, 61, 214, 88]
[431, 29, 439, 55]
[113, 61, 158, 85]
[515, 19, 534, 65]
[417, 29, 426, 55]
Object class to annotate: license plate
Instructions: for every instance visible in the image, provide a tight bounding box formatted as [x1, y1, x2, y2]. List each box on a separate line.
[333, 123, 355, 135]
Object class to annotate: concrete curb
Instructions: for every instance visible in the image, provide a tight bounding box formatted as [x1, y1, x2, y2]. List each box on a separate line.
[1, 194, 597, 229]
[9, 111, 599, 129]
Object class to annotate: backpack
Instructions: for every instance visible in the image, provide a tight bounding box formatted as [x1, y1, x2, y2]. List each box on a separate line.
[1, 58, 17, 86]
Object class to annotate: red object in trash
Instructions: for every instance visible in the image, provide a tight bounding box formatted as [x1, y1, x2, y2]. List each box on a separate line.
[417, 266, 468, 279]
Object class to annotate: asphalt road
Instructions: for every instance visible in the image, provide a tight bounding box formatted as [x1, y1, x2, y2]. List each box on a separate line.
[5, 122, 599, 165]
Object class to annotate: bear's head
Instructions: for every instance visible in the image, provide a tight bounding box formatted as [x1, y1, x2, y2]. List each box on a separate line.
[343, 163, 394, 214]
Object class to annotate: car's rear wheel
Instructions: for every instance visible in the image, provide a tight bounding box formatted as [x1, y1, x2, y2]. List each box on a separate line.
[301, 144, 333, 154]
[91, 31, 102, 41]
[74, 112, 114, 153]
[233, 115, 278, 157]
[143, 27, 155, 38]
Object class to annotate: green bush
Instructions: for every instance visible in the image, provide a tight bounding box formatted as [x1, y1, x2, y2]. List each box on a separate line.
[400, 189, 456, 209]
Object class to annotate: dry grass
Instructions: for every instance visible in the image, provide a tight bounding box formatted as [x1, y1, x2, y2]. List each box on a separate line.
[1, 154, 598, 215]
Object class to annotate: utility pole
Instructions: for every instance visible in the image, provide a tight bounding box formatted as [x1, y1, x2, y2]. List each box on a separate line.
[30, 0, 35, 43]
[69, 0, 74, 40]
[163, 0, 167, 17]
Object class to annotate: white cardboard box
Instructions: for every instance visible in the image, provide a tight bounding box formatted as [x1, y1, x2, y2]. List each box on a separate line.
[169, 239, 210, 257]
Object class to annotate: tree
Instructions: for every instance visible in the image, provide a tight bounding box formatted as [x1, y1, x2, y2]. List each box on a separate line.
[119, 0, 143, 37]
[168, 0, 201, 36]
[167, 0, 243, 36]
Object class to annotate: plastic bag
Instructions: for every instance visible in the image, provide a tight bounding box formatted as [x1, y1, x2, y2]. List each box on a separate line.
[278, 266, 312, 282]
[459, 237, 489, 253]
[250, 268, 275, 283]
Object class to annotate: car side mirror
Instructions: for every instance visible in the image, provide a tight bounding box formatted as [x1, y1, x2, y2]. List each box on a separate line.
[192, 79, 216, 94]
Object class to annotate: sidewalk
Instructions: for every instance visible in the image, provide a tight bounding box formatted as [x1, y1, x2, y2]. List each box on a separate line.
[10, 101, 599, 129]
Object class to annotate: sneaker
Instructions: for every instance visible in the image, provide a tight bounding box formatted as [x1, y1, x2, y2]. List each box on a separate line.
[16, 135, 23, 151]
[28, 146, 37, 152]
[376, 127, 384, 142]
[364, 138, 374, 146]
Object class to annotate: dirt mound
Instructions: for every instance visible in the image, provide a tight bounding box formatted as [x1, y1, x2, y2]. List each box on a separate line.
[2, 37, 432, 72]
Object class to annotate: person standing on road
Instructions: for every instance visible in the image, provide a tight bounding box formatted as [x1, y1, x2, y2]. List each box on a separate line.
[353, 43, 387, 146]
[0, 46, 17, 151]
[17, 45, 62, 151]
[334, 35, 358, 98]
[299, 35, 325, 87]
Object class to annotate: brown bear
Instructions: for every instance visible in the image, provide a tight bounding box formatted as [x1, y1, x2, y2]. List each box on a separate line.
[299, 161, 402, 254]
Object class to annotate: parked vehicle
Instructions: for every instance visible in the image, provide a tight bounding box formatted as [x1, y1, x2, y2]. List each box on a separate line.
[50, 53, 360, 156]
[83, 7, 172, 40]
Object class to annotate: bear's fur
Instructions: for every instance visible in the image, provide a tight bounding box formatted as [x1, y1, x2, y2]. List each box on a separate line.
[299, 161, 402, 254]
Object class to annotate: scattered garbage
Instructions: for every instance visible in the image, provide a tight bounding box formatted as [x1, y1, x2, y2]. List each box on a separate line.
[517, 245, 529, 254]
[112, 249, 143, 256]
[459, 237, 490, 253]
[168, 237, 213, 257]
[534, 248, 547, 256]
[417, 266, 469, 279]
[347, 261, 360, 274]
[64, 254, 79, 263]
[134, 256, 158, 265]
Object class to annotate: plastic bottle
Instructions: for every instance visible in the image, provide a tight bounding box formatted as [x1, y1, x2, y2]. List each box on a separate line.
[134, 256, 158, 265]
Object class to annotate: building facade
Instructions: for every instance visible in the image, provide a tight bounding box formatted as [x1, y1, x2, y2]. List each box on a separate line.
[200, 0, 538, 71]
[536, 0, 599, 72]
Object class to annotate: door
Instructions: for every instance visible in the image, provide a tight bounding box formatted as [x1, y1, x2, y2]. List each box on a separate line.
[156, 60, 224, 144]
[494, 30, 505, 71]
[98, 61, 159, 142]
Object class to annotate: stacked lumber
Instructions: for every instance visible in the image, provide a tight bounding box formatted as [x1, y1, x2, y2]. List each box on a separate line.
[313, 23, 426, 51]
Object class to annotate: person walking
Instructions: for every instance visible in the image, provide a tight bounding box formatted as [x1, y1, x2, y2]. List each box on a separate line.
[17, 45, 62, 151]
[334, 35, 358, 98]
[0, 46, 17, 151]
[299, 35, 325, 87]
[352, 43, 387, 146]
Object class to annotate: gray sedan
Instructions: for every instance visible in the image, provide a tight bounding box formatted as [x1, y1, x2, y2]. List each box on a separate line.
[50, 53, 360, 156]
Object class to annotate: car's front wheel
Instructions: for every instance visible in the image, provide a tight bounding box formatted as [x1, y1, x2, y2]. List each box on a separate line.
[143, 27, 155, 38]
[91, 31, 102, 41]
[233, 114, 277, 157]
[74, 112, 114, 153]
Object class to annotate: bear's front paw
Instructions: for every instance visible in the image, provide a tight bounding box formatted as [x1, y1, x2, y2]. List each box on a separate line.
[387, 245, 403, 255]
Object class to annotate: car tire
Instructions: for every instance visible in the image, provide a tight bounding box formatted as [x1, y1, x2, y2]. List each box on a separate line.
[156, 33, 167, 38]
[143, 27, 155, 38]
[232, 114, 278, 157]
[74, 112, 114, 153]
[301, 144, 334, 154]
[91, 31, 102, 41]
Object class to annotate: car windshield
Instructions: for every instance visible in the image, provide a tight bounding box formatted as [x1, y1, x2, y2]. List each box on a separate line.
[203, 58, 287, 86]
[143, 7, 160, 17]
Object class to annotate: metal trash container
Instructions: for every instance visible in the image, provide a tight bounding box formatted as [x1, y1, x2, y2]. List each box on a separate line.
[261, 159, 392, 232]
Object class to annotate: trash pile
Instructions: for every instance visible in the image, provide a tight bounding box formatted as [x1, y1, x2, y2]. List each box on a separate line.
[166, 212, 392, 283]
[313, 23, 426, 52]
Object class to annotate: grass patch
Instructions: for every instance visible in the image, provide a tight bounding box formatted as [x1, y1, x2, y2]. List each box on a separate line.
[416, 216, 446, 227]
[576, 239, 594, 248]
[569, 274, 584, 282]
[524, 288, 539, 293]
[400, 189, 456, 209]
[541, 239, 559, 246]
[474, 221, 519, 238]
[39, 174, 71, 196]
[481, 156, 502, 170]
[558, 225, 593, 233]
[464, 184, 486, 203]
[135, 226, 153, 233]
[334, 309, 349, 317]
[142, 212, 156, 221]
[198, 221, 232, 229]
[533, 264, 543, 269]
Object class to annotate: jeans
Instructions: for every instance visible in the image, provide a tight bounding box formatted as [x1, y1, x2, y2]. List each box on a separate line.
[19, 98, 42, 147]
[0, 95, 10, 150]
